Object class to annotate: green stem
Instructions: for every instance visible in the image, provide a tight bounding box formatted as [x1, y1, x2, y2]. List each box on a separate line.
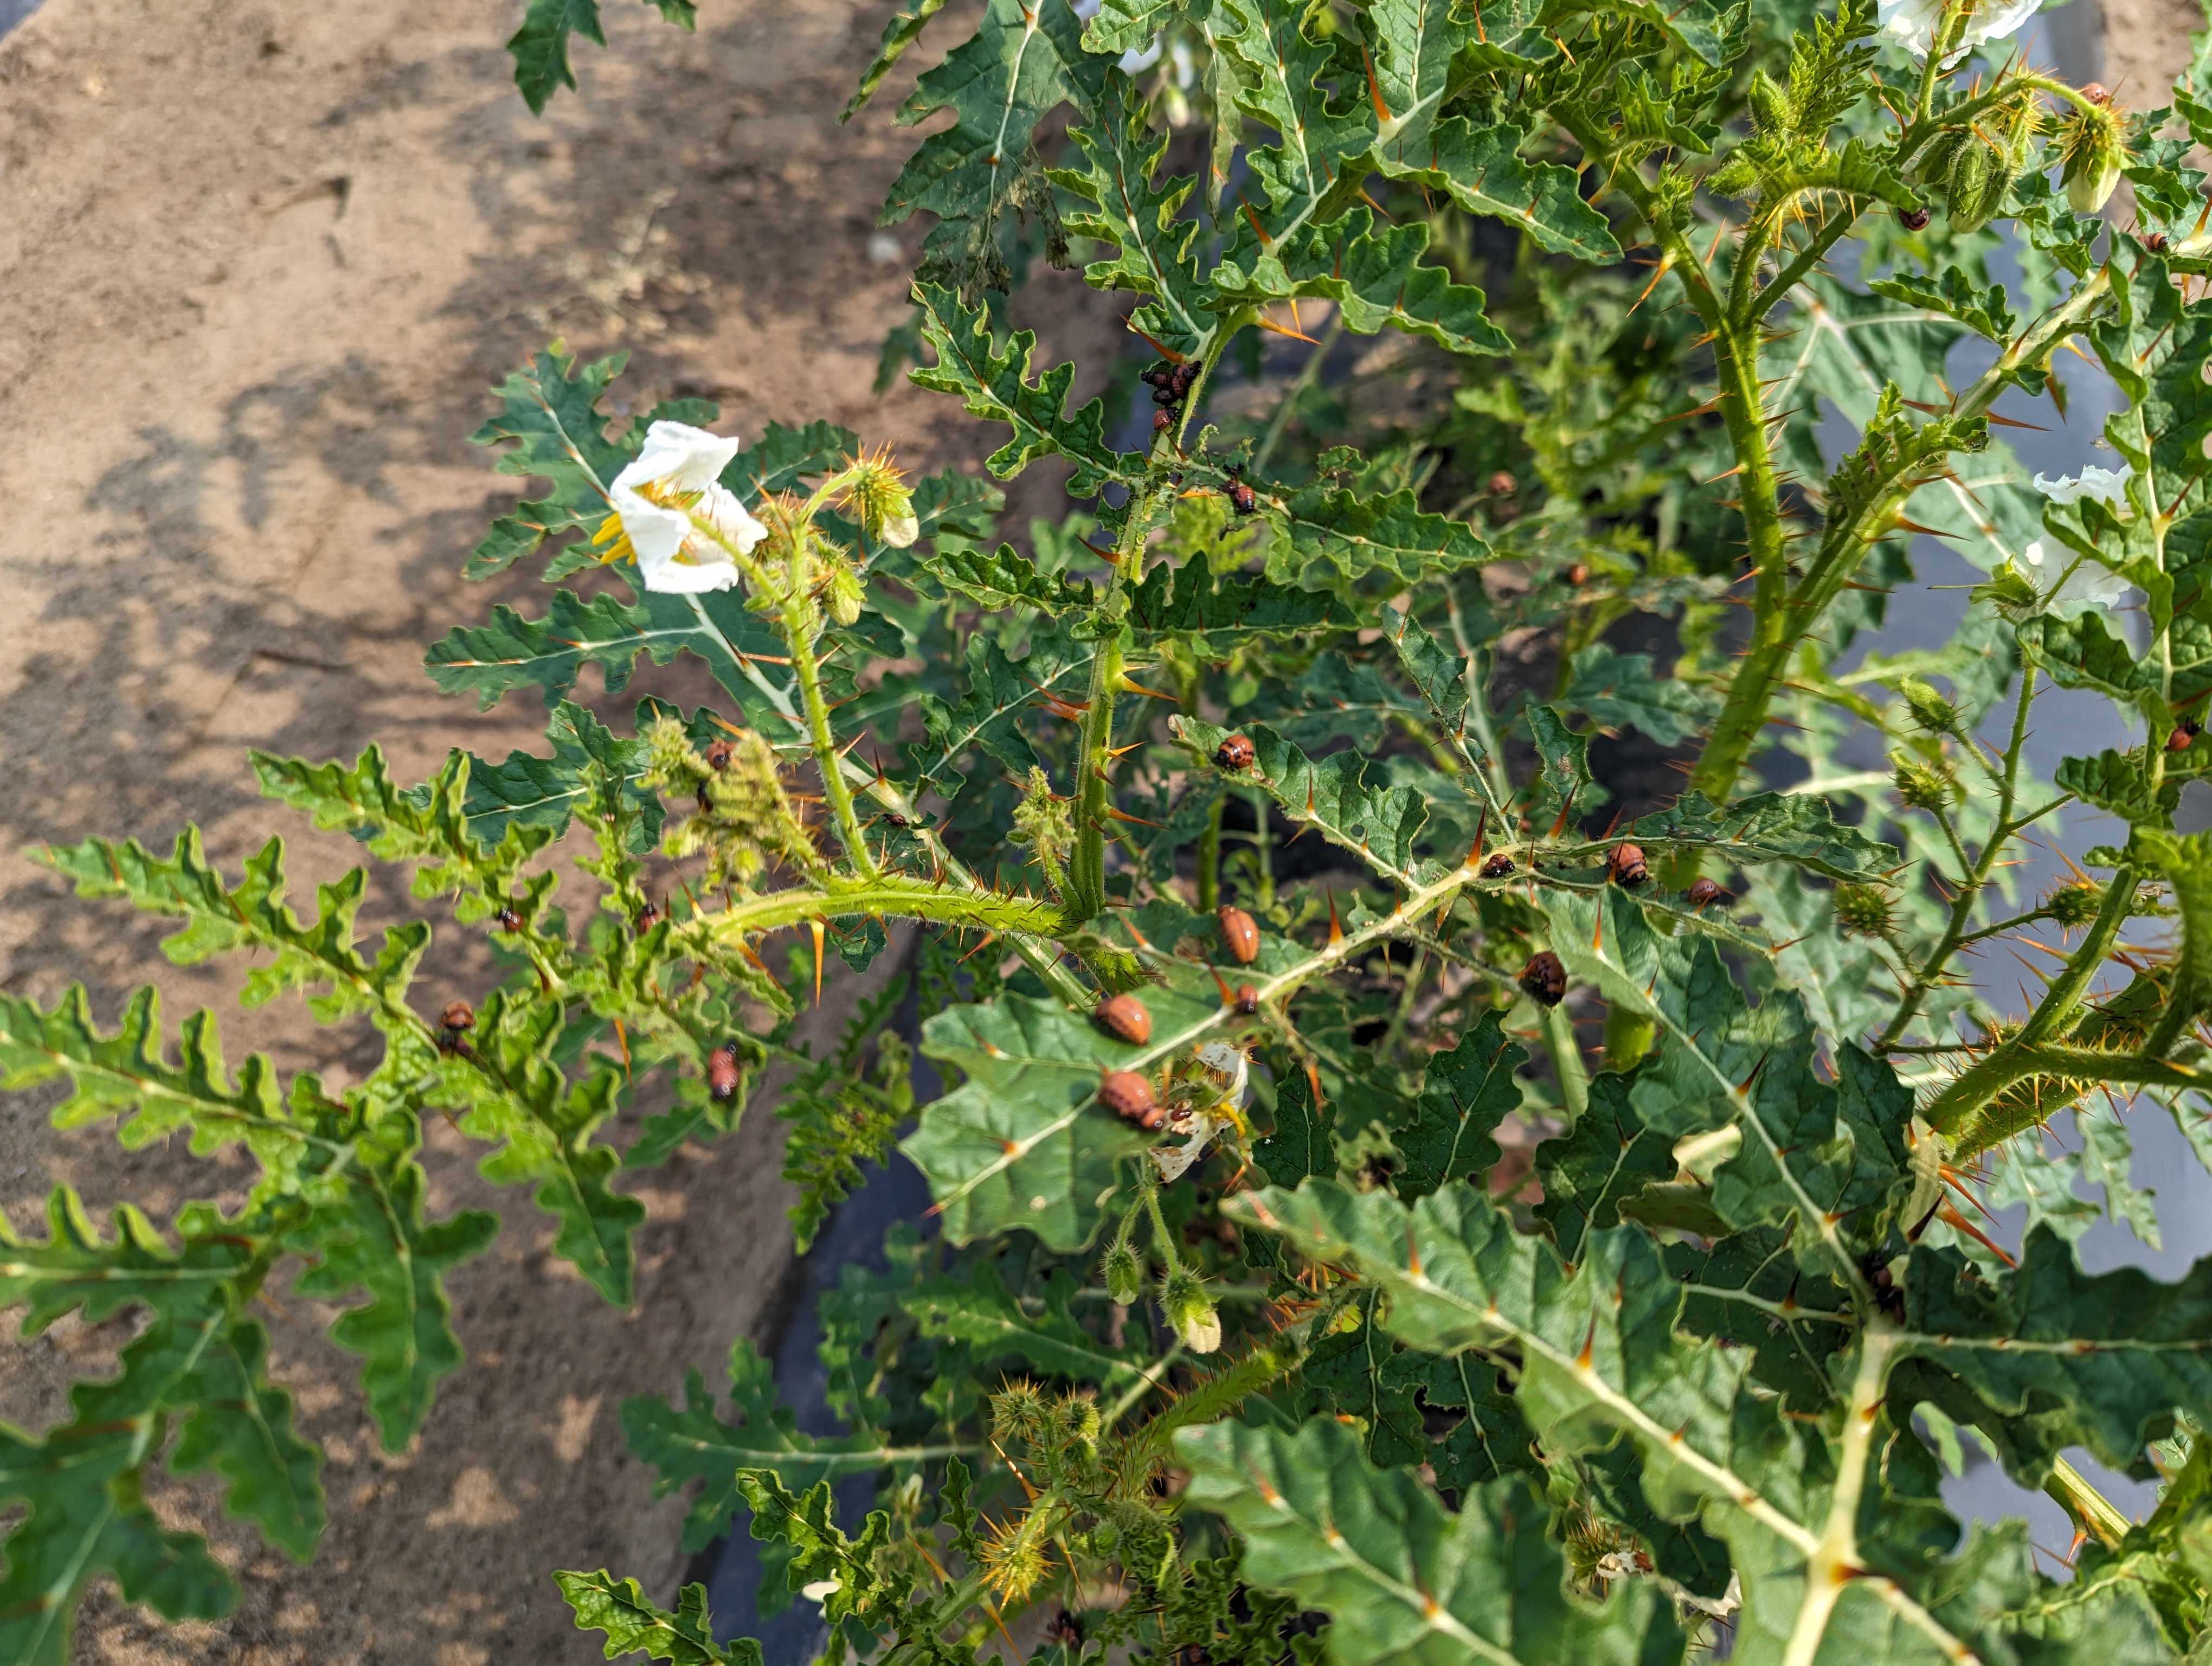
[2045, 1456, 2131, 1550]
[1941, 1044, 2207, 1157]
[703, 875, 1068, 944]
[1879, 669, 2040, 1047]
[1197, 794, 1225, 913]
[1924, 864, 2140, 1142]
[1692, 268, 2111, 810]
[1066, 576, 1130, 926]
[785, 589, 878, 880]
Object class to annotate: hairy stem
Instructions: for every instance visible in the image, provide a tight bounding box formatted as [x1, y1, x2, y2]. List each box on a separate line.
[1693, 268, 2111, 809]
[1924, 864, 2141, 1141]
[702, 875, 1068, 946]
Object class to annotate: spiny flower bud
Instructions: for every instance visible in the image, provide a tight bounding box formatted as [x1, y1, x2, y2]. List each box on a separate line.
[1970, 562, 2042, 620]
[1104, 1240, 1143, 1305]
[1834, 885, 1895, 938]
[1894, 756, 1954, 811]
[991, 1379, 1049, 1444]
[1746, 67, 1790, 134]
[1162, 1271, 1222, 1354]
[1011, 766, 1075, 881]
[1900, 677, 1964, 739]
[644, 717, 823, 889]
[2056, 99, 2127, 216]
[2043, 879, 2106, 927]
[839, 446, 920, 548]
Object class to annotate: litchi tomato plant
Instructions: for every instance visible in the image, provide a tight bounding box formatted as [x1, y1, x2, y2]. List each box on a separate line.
[10, 1, 2212, 1662]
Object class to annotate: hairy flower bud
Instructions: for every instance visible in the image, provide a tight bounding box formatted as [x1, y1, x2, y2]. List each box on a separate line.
[1893, 755, 1954, 811]
[839, 447, 920, 548]
[1899, 676, 1964, 738]
[2043, 879, 2106, 927]
[2053, 98, 2126, 216]
[1103, 1241, 1143, 1305]
[1834, 885, 1895, 938]
[822, 555, 865, 626]
[1012, 766, 1075, 894]
[1944, 138, 2010, 234]
[1162, 1271, 1222, 1354]
[1746, 68, 1790, 134]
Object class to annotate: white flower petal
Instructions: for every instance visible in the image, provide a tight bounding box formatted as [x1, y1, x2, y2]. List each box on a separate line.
[615, 421, 743, 496]
[2031, 463, 2132, 506]
[2022, 538, 2047, 568]
[698, 482, 768, 555]
[801, 1578, 843, 1605]
[637, 543, 742, 594]
[608, 422, 757, 591]
[1877, 0, 2042, 62]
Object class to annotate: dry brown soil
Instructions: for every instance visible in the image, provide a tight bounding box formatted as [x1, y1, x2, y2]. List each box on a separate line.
[0, 1, 1119, 1661]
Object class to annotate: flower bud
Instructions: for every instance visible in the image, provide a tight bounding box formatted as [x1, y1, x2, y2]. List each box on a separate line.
[1104, 1240, 1143, 1305]
[1746, 68, 1789, 134]
[1945, 138, 2010, 234]
[1162, 1271, 1222, 1354]
[1894, 756, 1953, 811]
[2043, 879, 2106, 927]
[1900, 676, 1963, 738]
[823, 556, 865, 627]
[1834, 885, 1895, 939]
[1970, 562, 2042, 620]
[840, 448, 921, 547]
[2057, 100, 2126, 215]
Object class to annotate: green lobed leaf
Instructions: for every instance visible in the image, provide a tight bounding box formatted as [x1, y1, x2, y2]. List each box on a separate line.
[1375, 119, 1622, 263]
[913, 543, 1096, 614]
[1389, 1010, 1526, 1201]
[902, 980, 1183, 1250]
[1533, 1068, 1677, 1263]
[1171, 715, 1432, 884]
[33, 831, 427, 1028]
[288, 1104, 500, 1451]
[1538, 888, 1913, 1269]
[1263, 476, 1496, 592]
[621, 1338, 947, 1555]
[1560, 788, 1902, 885]
[555, 1571, 753, 1665]
[1564, 642, 1720, 748]
[425, 990, 642, 1304]
[910, 283, 1139, 495]
[0, 1192, 326, 1664]
[1178, 1417, 1683, 1665]
[1209, 207, 1514, 357]
[1256, 1059, 1337, 1188]
[903, 1263, 1146, 1393]
[1127, 558, 1353, 651]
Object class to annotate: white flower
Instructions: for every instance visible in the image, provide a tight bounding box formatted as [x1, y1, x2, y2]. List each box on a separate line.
[2021, 537, 2130, 615]
[1877, 0, 2040, 63]
[800, 1577, 843, 1606]
[2031, 463, 2133, 508]
[608, 421, 767, 594]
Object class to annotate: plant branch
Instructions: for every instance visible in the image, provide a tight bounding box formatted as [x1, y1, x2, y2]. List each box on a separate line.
[1692, 266, 2112, 809]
